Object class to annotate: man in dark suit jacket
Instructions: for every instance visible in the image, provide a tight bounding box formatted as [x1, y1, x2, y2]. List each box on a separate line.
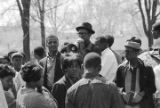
[51, 54, 82, 108]
[115, 37, 156, 108]
[39, 35, 64, 91]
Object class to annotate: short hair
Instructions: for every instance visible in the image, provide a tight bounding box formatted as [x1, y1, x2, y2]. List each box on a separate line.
[95, 36, 108, 44]
[83, 52, 101, 69]
[105, 35, 114, 47]
[34, 46, 45, 58]
[21, 62, 43, 83]
[62, 54, 82, 73]
[46, 35, 59, 42]
[0, 64, 15, 79]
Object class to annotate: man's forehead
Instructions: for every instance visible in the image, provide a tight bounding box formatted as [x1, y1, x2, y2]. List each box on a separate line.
[125, 46, 135, 51]
[46, 36, 58, 41]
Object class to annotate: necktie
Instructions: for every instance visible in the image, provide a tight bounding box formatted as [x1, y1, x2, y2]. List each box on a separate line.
[129, 68, 137, 104]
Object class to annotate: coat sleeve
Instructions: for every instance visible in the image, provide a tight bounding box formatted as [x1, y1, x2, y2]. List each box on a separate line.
[52, 83, 66, 108]
[65, 88, 75, 108]
[110, 85, 125, 108]
[145, 66, 156, 96]
[114, 66, 125, 89]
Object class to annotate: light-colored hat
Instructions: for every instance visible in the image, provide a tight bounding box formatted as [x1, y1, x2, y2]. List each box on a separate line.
[124, 41, 141, 50]
[11, 52, 23, 59]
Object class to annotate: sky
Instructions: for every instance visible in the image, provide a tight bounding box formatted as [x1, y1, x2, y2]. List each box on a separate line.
[0, 0, 18, 26]
[0, 0, 83, 26]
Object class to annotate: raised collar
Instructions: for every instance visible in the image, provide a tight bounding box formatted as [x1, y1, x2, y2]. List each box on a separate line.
[47, 51, 58, 58]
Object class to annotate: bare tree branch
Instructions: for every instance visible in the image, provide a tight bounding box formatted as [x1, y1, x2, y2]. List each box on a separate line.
[152, 0, 158, 24]
[0, 4, 17, 16]
[156, 11, 160, 17]
[30, 15, 41, 23]
[45, 0, 69, 12]
[16, 0, 23, 17]
[138, 0, 148, 35]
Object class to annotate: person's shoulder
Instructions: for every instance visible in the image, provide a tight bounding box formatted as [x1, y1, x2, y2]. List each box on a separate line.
[27, 93, 54, 108]
[118, 60, 128, 68]
[4, 91, 15, 104]
[67, 78, 87, 93]
[39, 57, 47, 65]
[53, 77, 66, 88]
[154, 65, 160, 73]
[40, 56, 47, 62]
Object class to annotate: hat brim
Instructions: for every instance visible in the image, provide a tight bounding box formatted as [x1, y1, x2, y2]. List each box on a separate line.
[124, 41, 141, 50]
[76, 26, 95, 34]
[124, 45, 141, 50]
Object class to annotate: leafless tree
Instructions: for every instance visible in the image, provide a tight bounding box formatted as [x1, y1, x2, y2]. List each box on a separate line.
[16, 0, 31, 61]
[137, 0, 160, 49]
[31, 0, 46, 48]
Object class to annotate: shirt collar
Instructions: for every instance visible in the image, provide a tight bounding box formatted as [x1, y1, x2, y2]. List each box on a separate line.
[47, 51, 58, 58]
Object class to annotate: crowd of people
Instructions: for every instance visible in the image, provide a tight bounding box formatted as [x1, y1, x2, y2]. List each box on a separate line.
[0, 21, 160, 108]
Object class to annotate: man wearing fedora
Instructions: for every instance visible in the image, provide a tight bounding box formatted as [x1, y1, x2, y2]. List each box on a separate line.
[115, 37, 156, 108]
[75, 22, 96, 59]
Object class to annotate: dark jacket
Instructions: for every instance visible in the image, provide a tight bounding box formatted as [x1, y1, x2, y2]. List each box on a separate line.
[115, 58, 156, 108]
[52, 76, 72, 108]
[39, 52, 64, 91]
[65, 74, 124, 108]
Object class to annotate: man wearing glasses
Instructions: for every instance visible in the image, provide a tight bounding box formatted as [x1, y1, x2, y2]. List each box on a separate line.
[76, 22, 96, 59]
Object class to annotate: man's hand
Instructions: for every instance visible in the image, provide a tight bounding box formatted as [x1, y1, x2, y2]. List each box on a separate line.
[132, 91, 145, 103]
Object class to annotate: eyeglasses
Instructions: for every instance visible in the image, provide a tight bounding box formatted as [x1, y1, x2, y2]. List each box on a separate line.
[77, 32, 88, 35]
[125, 49, 135, 54]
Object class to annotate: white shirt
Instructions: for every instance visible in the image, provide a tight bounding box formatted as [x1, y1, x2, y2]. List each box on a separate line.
[100, 48, 118, 82]
[124, 63, 140, 108]
[0, 80, 8, 108]
[47, 56, 56, 86]
[154, 65, 160, 98]
[14, 71, 25, 92]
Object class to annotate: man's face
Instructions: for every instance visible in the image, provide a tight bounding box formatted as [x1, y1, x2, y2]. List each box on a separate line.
[125, 47, 137, 61]
[46, 37, 59, 52]
[95, 40, 107, 52]
[77, 29, 91, 41]
[1, 76, 14, 91]
[11, 57, 23, 70]
[65, 61, 83, 83]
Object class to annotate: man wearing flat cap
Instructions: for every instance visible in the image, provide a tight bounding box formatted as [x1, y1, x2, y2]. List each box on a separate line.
[75, 22, 96, 59]
[115, 37, 156, 108]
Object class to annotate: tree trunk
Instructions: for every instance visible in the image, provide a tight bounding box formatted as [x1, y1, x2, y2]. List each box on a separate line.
[147, 32, 153, 50]
[38, 0, 46, 48]
[21, 0, 31, 61]
[40, 15, 45, 48]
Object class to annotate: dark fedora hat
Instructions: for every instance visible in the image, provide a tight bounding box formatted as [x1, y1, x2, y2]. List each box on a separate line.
[76, 22, 95, 34]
